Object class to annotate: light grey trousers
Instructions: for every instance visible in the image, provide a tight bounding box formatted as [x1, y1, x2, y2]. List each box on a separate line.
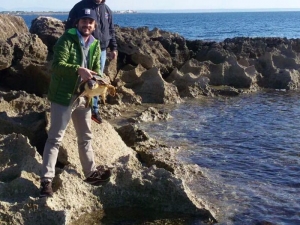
[41, 96, 96, 181]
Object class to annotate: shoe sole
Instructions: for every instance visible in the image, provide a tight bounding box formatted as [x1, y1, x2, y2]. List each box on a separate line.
[39, 194, 53, 198]
[84, 177, 110, 186]
[91, 117, 102, 124]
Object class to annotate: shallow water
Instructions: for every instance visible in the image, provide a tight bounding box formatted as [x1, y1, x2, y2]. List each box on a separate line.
[139, 90, 300, 225]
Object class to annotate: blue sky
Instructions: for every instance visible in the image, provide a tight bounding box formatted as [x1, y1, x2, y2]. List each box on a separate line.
[1, 0, 300, 11]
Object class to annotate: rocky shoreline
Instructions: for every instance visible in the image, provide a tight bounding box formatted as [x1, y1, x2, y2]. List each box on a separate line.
[0, 14, 299, 224]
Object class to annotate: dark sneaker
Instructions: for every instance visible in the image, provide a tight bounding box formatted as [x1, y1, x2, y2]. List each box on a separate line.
[39, 180, 53, 198]
[91, 113, 103, 124]
[84, 167, 111, 186]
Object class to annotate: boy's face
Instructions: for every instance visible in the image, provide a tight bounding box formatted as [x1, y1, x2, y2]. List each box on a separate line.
[77, 18, 96, 37]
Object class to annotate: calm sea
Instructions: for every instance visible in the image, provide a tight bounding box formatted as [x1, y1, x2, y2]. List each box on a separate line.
[21, 12, 300, 225]
[140, 90, 300, 225]
[22, 11, 300, 41]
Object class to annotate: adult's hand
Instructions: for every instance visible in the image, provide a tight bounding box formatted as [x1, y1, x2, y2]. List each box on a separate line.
[109, 50, 118, 60]
[77, 67, 97, 81]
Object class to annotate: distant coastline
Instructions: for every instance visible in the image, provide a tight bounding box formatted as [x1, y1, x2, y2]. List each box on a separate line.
[1, 8, 300, 16]
[0, 10, 138, 16]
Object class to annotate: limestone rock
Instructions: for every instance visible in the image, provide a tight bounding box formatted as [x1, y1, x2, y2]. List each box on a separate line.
[0, 134, 100, 225]
[0, 15, 28, 41]
[6, 32, 47, 69]
[112, 86, 142, 105]
[114, 64, 181, 104]
[0, 41, 13, 70]
[115, 64, 146, 88]
[0, 91, 49, 153]
[224, 57, 262, 88]
[167, 65, 212, 97]
[132, 106, 172, 123]
[150, 28, 191, 68]
[133, 67, 181, 104]
[115, 26, 173, 75]
[186, 37, 300, 90]
[30, 16, 65, 53]
[0, 33, 49, 96]
[0, 90, 218, 224]
[269, 69, 300, 90]
[116, 124, 152, 148]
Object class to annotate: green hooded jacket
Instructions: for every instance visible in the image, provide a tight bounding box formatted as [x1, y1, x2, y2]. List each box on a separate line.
[48, 28, 101, 106]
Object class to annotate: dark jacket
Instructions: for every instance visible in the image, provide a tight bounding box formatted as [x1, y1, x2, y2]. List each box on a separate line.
[65, 0, 117, 51]
[48, 28, 101, 106]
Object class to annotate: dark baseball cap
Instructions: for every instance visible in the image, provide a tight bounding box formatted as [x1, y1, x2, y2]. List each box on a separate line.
[77, 8, 97, 21]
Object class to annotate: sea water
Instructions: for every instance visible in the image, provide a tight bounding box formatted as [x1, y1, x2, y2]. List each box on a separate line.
[139, 90, 300, 224]
[22, 11, 300, 41]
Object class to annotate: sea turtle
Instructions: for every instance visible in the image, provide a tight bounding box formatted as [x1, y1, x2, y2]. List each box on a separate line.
[75, 75, 116, 107]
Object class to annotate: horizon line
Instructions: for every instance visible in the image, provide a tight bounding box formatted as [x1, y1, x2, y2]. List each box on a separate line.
[1, 8, 300, 13]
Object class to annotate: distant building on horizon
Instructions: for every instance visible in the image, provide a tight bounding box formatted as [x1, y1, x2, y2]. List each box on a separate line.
[0, 10, 138, 15]
[114, 10, 137, 14]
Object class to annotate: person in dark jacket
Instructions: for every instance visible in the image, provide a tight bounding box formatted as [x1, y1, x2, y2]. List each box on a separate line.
[66, 0, 118, 124]
[40, 8, 111, 198]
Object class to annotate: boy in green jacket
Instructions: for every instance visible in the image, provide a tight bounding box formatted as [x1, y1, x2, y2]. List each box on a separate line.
[40, 8, 111, 198]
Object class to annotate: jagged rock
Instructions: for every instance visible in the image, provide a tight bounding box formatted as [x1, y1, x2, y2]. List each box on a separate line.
[177, 58, 225, 87]
[0, 32, 49, 96]
[0, 15, 28, 40]
[0, 114, 217, 225]
[104, 52, 118, 81]
[7, 32, 47, 67]
[0, 41, 13, 70]
[132, 106, 172, 123]
[116, 124, 153, 147]
[0, 91, 49, 152]
[150, 28, 191, 69]
[186, 40, 225, 63]
[223, 37, 289, 59]
[30, 16, 65, 53]
[115, 64, 146, 88]
[114, 64, 181, 103]
[99, 104, 122, 119]
[256, 51, 300, 89]
[179, 46, 261, 89]
[113, 86, 142, 105]
[0, 133, 101, 225]
[115, 26, 173, 75]
[269, 69, 300, 90]
[223, 37, 300, 89]
[132, 67, 181, 103]
[186, 37, 300, 90]
[166, 66, 211, 97]
[116, 124, 219, 223]
[224, 57, 262, 88]
[210, 86, 240, 96]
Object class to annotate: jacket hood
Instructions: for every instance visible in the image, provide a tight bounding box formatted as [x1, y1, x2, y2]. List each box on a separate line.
[84, 0, 106, 3]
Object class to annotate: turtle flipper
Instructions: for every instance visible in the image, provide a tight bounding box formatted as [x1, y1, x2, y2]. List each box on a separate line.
[85, 97, 92, 108]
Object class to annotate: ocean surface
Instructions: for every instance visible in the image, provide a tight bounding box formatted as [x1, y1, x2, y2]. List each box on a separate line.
[21, 12, 300, 225]
[22, 11, 300, 41]
[140, 90, 300, 225]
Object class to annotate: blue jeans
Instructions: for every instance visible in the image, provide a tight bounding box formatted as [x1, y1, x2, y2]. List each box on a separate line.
[92, 49, 106, 114]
